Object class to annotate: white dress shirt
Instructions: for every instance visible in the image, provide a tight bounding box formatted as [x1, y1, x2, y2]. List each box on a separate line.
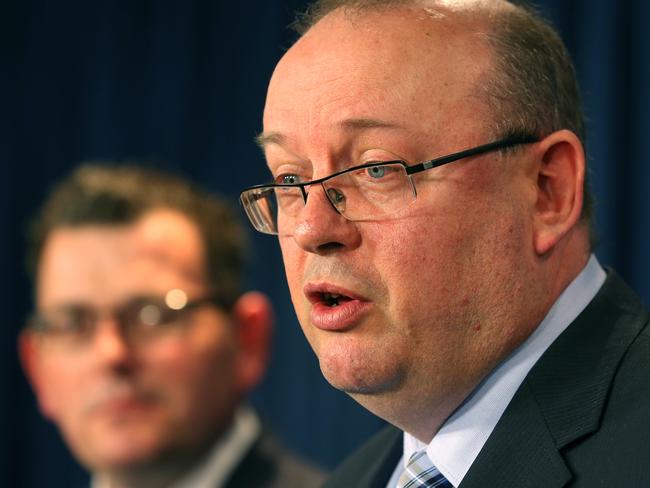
[93, 405, 261, 488]
[387, 255, 606, 488]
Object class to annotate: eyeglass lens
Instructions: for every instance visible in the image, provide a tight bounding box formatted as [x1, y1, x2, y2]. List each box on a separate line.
[242, 162, 414, 235]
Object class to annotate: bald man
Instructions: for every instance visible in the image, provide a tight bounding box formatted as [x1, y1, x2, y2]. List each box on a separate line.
[239, 1, 650, 487]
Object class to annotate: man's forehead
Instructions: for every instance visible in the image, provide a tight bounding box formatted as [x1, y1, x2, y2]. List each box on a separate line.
[273, 3, 493, 90]
[256, 119, 403, 149]
[127, 210, 206, 281]
[38, 210, 206, 304]
[263, 3, 495, 150]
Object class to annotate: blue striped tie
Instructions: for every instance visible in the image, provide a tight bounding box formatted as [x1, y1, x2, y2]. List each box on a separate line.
[397, 450, 453, 488]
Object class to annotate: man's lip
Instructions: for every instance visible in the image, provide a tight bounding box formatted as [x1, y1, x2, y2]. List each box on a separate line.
[303, 282, 368, 304]
[304, 282, 371, 331]
[92, 395, 154, 415]
[85, 388, 158, 414]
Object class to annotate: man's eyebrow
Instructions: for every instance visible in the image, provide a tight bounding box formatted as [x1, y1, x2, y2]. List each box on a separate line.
[255, 119, 402, 149]
[338, 118, 402, 131]
[255, 132, 284, 149]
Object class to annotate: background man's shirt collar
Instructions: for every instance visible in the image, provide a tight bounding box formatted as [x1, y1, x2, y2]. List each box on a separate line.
[93, 405, 261, 488]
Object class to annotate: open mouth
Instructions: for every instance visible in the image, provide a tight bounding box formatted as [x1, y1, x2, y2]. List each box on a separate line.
[305, 283, 370, 330]
[305, 285, 359, 308]
[321, 292, 352, 307]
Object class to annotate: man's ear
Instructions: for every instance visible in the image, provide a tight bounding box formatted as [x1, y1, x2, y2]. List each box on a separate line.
[531, 129, 586, 255]
[231, 291, 273, 395]
[18, 331, 56, 419]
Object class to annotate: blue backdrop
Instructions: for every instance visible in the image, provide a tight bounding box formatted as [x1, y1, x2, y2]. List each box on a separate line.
[2, 1, 648, 486]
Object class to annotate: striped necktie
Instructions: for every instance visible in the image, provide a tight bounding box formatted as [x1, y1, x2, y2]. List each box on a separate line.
[397, 450, 453, 488]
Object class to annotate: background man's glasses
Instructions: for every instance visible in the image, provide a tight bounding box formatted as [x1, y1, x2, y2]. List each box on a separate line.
[240, 135, 538, 235]
[28, 289, 221, 348]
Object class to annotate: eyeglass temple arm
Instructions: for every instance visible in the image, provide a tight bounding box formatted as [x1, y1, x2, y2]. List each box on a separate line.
[405, 135, 539, 175]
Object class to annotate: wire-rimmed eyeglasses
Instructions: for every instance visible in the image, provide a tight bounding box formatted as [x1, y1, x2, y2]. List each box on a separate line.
[240, 134, 538, 235]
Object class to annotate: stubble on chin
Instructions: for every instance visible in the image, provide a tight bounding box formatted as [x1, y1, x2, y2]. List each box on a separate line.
[316, 333, 406, 396]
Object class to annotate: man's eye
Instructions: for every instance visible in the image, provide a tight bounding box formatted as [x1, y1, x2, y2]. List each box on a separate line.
[36, 308, 91, 334]
[136, 303, 165, 327]
[124, 299, 173, 327]
[277, 174, 302, 185]
[366, 166, 387, 179]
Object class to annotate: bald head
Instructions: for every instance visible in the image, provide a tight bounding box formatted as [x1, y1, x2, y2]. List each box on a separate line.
[266, 3, 497, 151]
[294, 0, 516, 31]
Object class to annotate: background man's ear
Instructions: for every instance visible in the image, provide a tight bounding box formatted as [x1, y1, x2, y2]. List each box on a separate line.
[231, 291, 274, 395]
[532, 129, 586, 255]
[18, 331, 56, 420]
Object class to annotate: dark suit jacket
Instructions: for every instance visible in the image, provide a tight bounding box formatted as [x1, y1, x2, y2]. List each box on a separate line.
[225, 428, 326, 488]
[324, 271, 650, 488]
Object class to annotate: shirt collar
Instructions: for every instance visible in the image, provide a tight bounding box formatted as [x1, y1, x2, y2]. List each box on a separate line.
[92, 405, 261, 488]
[401, 255, 606, 487]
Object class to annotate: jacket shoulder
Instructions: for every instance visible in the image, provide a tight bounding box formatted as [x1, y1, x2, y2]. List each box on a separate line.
[226, 428, 327, 488]
[324, 424, 401, 488]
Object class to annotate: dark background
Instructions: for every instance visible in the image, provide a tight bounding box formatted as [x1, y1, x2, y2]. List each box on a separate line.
[2, 1, 648, 486]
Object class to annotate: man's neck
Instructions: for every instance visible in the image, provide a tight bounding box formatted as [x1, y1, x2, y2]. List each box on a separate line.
[93, 407, 261, 488]
[97, 450, 210, 488]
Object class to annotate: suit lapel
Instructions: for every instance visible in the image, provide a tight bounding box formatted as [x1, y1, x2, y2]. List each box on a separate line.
[459, 381, 571, 488]
[461, 271, 648, 488]
[365, 427, 403, 488]
[324, 425, 402, 488]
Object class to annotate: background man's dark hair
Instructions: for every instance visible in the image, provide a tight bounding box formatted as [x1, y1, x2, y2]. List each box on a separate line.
[27, 164, 247, 310]
[293, 0, 594, 229]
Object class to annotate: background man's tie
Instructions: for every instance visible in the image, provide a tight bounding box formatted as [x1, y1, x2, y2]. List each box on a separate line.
[397, 450, 453, 488]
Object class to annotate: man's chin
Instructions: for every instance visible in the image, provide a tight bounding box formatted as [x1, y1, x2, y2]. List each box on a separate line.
[93, 445, 160, 469]
[74, 425, 169, 472]
[319, 358, 404, 397]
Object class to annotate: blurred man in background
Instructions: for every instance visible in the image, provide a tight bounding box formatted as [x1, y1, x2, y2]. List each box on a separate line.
[240, 0, 650, 486]
[20, 165, 325, 488]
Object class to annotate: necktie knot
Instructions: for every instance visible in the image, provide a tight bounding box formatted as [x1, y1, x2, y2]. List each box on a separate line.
[396, 450, 453, 488]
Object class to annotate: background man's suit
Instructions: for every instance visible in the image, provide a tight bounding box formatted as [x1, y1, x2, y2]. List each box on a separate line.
[225, 429, 325, 487]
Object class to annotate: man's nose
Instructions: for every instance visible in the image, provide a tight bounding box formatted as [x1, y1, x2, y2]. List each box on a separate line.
[291, 184, 361, 254]
[90, 317, 134, 366]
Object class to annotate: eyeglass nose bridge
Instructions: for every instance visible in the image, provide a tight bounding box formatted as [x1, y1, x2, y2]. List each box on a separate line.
[85, 309, 132, 342]
[299, 164, 418, 223]
[91, 313, 135, 352]
[298, 180, 348, 218]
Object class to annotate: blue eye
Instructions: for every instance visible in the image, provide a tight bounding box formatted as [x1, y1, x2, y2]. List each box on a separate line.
[366, 166, 386, 179]
[279, 174, 301, 185]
